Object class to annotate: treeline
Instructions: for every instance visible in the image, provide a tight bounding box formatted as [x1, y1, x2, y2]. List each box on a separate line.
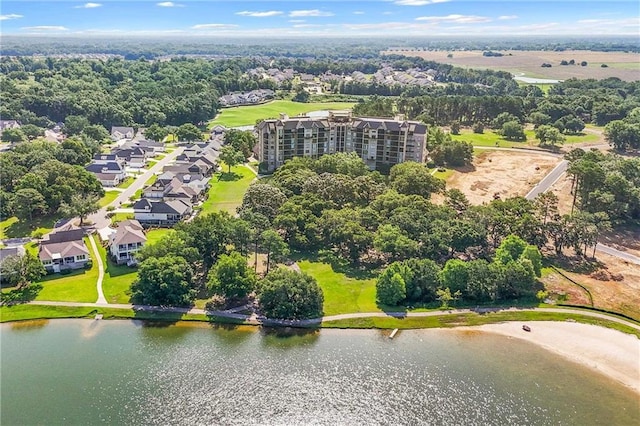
[0, 139, 104, 221]
[0, 57, 274, 128]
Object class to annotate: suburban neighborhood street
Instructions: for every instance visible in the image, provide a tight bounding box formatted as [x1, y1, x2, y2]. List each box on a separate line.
[87, 146, 185, 230]
[525, 160, 568, 200]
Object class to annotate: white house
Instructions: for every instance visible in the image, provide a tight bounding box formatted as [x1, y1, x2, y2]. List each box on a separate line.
[108, 220, 147, 265]
[111, 126, 135, 141]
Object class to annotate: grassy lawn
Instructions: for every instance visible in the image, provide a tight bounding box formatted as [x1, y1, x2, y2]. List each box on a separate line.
[209, 100, 356, 128]
[95, 241, 136, 304]
[0, 215, 58, 239]
[451, 129, 538, 148]
[28, 237, 99, 303]
[146, 228, 173, 245]
[200, 165, 255, 215]
[99, 190, 120, 207]
[132, 174, 158, 200]
[116, 177, 135, 189]
[564, 132, 600, 144]
[110, 213, 134, 225]
[430, 168, 455, 180]
[147, 160, 158, 167]
[297, 258, 382, 316]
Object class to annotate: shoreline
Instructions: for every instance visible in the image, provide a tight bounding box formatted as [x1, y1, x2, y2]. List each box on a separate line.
[457, 321, 640, 395]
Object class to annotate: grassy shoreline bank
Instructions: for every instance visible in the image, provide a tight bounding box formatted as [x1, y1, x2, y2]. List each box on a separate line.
[2, 304, 638, 337]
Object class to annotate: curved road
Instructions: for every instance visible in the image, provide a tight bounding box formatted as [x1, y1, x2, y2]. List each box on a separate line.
[23, 301, 640, 331]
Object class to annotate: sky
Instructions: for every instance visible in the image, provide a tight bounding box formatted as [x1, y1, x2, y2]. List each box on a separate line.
[0, 1, 638, 37]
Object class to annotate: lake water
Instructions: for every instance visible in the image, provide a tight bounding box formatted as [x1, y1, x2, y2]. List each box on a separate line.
[1, 319, 638, 425]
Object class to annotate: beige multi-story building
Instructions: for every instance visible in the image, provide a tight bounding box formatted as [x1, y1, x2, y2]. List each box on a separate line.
[256, 111, 427, 172]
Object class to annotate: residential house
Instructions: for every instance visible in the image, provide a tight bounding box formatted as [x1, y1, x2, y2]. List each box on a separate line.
[0, 246, 26, 283]
[93, 153, 125, 165]
[111, 126, 135, 141]
[133, 199, 193, 226]
[108, 220, 147, 265]
[86, 161, 127, 186]
[39, 225, 90, 273]
[113, 147, 148, 167]
[0, 120, 21, 136]
[134, 139, 165, 154]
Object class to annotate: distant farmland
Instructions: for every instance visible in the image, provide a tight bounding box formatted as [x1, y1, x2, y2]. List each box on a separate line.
[383, 49, 640, 82]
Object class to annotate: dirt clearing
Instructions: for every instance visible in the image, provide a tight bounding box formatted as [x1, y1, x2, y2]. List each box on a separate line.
[383, 49, 640, 81]
[542, 252, 640, 321]
[445, 150, 560, 205]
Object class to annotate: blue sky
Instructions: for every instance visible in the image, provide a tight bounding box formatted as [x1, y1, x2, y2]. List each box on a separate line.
[1, 1, 638, 36]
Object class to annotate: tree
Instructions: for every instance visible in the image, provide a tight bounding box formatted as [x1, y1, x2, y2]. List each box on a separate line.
[58, 193, 100, 225]
[1, 128, 27, 144]
[403, 258, 441, 303]
[376, 263, 410, 306]
[494, 234, 528, 264]
[535, 124, 565, 147]
[219, 145, 245, 173]
[224, 129, 257, 159]
[64, 115, 89, 136]
[175, 123, 202, 141]
[131, 256, 195, 306]
[292, 89, 310, 103]
[431, 140, 473, 167]
[207, 251, 257, 301]
[440, 259, 469, 295]
[472, 122, 484, 134]
[445, 189, 470, 213]
[373, 224, 418, 261]
[501, 121, 526, 141]
[82, 124, 110, 143]
[436, 287, 461, 309]
[144, 124, 168, 142]
[260, 230, 289, 274]
[238, 183, 287, 222]
[450, 121, 460, 135]
[13, 188, 47, 221]
[21, 124, 44, 140]
[258, 268, 324, 320]
[521, 245, 542, 277]
[0, 252, 46, 288]
[605, 120, 640, 151]
[491, 112, 520, 130]
[389, 161, 445, 199]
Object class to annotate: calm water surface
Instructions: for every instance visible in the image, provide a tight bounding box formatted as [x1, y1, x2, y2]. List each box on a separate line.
[1, 319, 638, 425]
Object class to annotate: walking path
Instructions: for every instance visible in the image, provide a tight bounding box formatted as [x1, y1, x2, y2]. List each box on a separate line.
[87, 235, 107, 305]
[22, 301, 640, 331]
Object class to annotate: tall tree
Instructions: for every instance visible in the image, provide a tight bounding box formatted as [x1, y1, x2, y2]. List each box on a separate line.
[0, 252, 46, 288]
[219, 145, 245, 173]
[260, 230, 289, 274]
[58, 193, 100, 225]
[258, 268, 324, 320]
[207, 251, 257, 301]
[131, 256, 195, 306]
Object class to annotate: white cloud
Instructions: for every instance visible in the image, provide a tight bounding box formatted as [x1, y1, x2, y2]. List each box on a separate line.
[74, 3, 101, 8]
[0, 14, 23, 20]
[236, 11, 283, 17]
[21, 26, 69, 31]
[394, 0, 450, 6]
[289, 10, 334, 18]
[293, 24, 323, 28]
[191, 23, 238, 30]
[383, 12, 394, 15]
[353, 11, 365, 15]
[157, 2, 183, 7]
[416, 14, 492, 23]
[498, 15, 518, 20]
[289, 19, 306, 23]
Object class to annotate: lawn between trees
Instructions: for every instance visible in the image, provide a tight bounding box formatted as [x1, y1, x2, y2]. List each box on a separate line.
[208, 100, 356, 128]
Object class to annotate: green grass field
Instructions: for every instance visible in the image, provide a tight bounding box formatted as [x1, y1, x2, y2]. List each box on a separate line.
[0, 215, 58, 239]
[451, 128, 598, 148]
[297, 258, 383, 316]
[110, 213, 134, 225]
[95, 241, 136, 304]
[200, 165, 255, 215]
[146, 228, 173, 245]
[29, 237, 99, 303]
[99, 190, 120, 207]
[116, 177, 135, 189]
[209, 100, 355, 128]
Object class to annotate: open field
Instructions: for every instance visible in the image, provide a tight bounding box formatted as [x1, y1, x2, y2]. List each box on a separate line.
[297, 258, 380, 316]
[200, 165, 255, 215]
[0, 215, 58, 239]
[444, 150, 560, 205]
[209, 100, 355, 128]
[383, 49, 640, 82]
[451, 128, 600, 150]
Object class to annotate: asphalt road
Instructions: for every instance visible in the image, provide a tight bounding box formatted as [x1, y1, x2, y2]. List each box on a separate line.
[525, 160, 569, 200]
[87, 147, 184, 230]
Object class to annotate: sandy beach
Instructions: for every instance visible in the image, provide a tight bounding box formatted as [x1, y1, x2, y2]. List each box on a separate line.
[462, 321, 640, 395]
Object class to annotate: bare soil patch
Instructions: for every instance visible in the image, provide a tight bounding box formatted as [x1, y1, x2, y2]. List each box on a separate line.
[383, 49, 640, 81]
[445, 151, 560, 205]
[543, 252, 640, 321]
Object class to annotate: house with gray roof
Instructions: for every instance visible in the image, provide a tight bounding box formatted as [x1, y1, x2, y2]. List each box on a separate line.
[133, 199, 193, 227]
[39, 225, 89, 273]
[111, 126, 135, 141]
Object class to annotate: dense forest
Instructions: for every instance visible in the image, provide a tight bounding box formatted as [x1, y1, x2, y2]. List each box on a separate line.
[2, 36, 638, 57]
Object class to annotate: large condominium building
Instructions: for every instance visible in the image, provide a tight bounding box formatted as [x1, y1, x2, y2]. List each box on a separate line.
[256, 111, 427, 172]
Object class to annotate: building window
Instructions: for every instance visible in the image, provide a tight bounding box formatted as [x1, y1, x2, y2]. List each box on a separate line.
[76, 255, 86, 261]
